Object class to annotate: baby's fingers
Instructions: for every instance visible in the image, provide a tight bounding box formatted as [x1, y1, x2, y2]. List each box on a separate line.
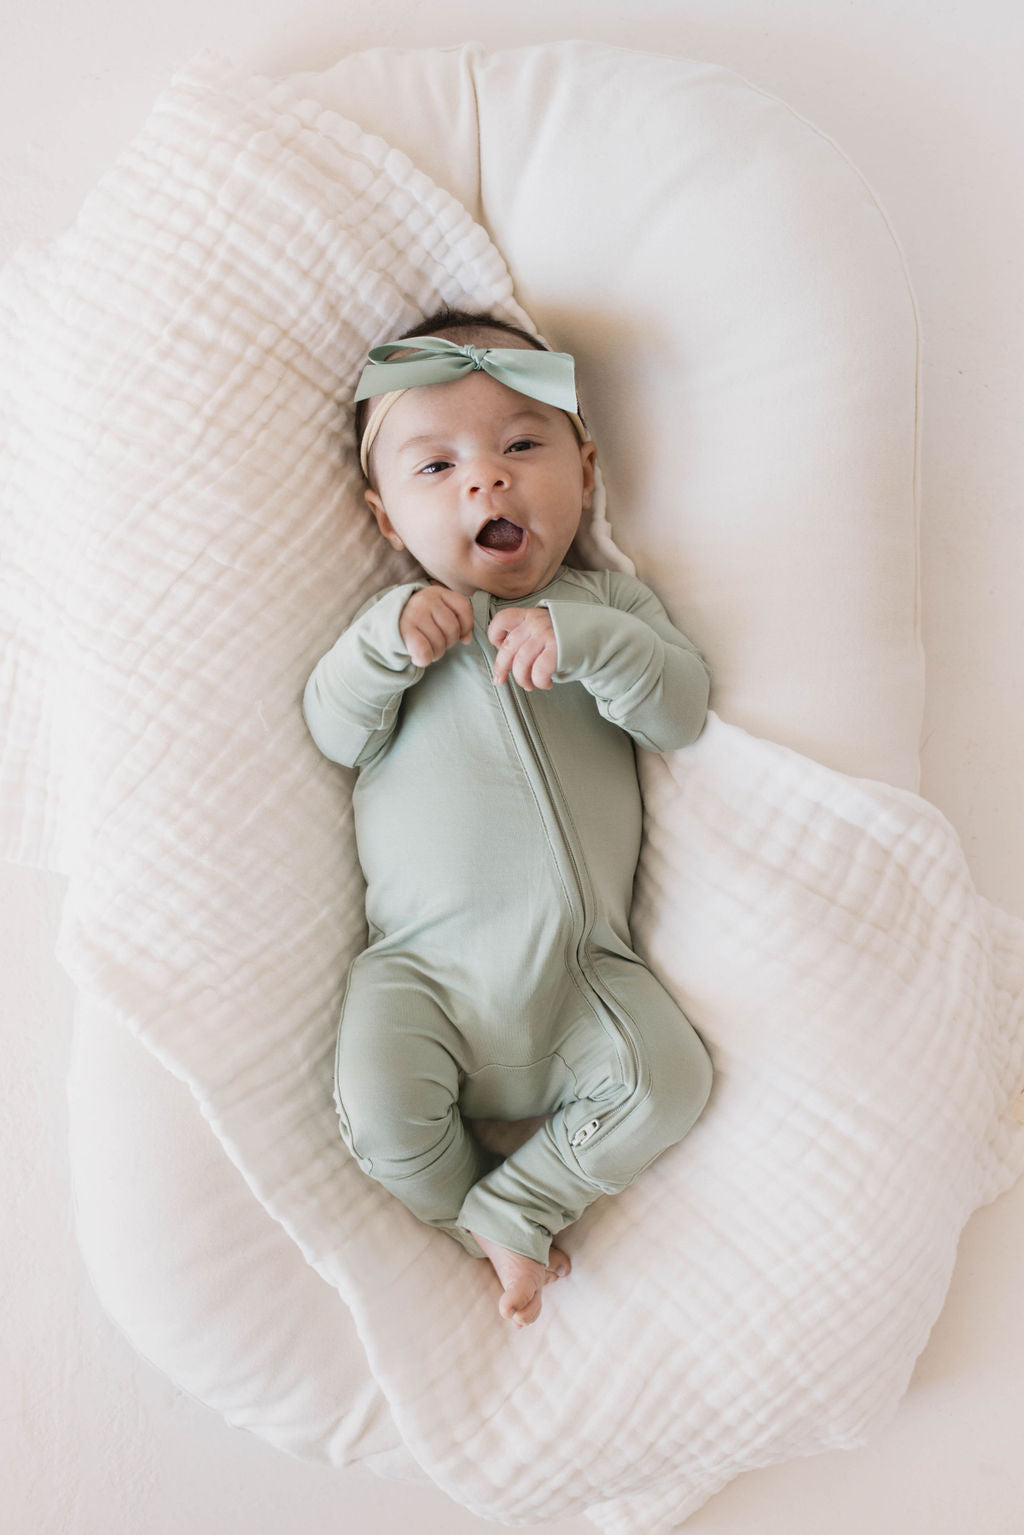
[487, 608, 526, 652]
[404, 621, 444, 667]
[489, 610, 527, 686]
[492, 634, 524, 687]
[402, 587, 475, 666]
[426, 587, 475, 650]
[490, 609, 558, 689]
[529, 642, 558, 691]
[511, 636, 556, 691]
[445, 589, 476, 645]
[428, 598, 466, 652]
[404, 608, 453, 666]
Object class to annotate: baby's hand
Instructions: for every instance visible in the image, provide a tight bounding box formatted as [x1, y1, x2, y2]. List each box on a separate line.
[400, 585, 475, 668]
[488, 608, 559, 691]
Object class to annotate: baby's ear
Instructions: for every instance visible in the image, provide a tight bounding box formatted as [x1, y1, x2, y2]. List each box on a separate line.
[364, 488, 406, 553]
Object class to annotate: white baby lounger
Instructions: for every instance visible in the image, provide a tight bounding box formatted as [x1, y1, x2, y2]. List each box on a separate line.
[3, 40, 1024, 1534]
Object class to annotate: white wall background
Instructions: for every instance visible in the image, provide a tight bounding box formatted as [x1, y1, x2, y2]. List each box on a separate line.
[2, 2, 1022, 1532]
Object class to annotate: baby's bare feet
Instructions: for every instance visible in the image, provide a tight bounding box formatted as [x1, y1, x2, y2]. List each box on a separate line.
[473, 1233, 572, 1328]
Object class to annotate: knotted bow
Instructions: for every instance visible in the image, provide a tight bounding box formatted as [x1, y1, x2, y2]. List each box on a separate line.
[354, 334, 579, 413]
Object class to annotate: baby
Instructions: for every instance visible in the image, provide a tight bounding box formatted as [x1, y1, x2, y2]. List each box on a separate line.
[304, 308, 713, 1327]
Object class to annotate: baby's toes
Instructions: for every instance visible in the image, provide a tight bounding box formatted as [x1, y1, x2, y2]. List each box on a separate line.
[546, 1246, 572, 1282]
[501, 1281, 544, 1328]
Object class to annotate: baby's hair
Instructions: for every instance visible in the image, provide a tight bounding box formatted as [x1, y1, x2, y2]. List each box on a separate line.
[353, 307, 553, 477]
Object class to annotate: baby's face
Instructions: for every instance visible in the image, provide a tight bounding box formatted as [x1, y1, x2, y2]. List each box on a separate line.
[364, 355, 596, 601]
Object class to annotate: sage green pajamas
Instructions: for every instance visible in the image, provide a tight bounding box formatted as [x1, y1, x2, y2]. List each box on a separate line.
[303, 567, 713, 1264]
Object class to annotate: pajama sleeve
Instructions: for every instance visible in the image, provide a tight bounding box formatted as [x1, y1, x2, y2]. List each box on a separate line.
[540, 574, 710, 753]
[302, 581, 428, 768]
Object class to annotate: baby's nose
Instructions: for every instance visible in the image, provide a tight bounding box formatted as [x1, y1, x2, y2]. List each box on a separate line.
[465, 457, 510, 492]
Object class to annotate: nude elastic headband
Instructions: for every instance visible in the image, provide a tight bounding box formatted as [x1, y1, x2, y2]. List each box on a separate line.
[356, 334, 586, 475]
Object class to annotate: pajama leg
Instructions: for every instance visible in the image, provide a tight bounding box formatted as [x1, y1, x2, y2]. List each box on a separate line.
[458, 958, 713, 1263]
[334, 954, 492, 1254]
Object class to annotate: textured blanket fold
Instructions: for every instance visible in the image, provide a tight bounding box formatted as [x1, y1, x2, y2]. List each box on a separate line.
[2, 58, 1023, 1533]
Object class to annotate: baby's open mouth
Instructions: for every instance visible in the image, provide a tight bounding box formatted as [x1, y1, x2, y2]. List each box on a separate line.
[476, 517, 525, 552]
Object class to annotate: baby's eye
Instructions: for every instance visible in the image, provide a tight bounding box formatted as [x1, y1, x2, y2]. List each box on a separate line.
[506, 438, 538, 453]
[419, 459, 453, 475]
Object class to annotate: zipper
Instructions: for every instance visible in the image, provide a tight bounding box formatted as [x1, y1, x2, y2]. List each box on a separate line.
[571, 1119, 601, 1148]
[479, 600, 644, 1141]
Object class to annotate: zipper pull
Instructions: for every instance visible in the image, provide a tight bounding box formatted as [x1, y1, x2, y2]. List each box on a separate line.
[571, 1118, 601, 1149]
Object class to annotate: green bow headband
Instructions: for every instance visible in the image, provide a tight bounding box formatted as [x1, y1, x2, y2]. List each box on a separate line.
[354, 334, 579, 411]
[355, 334, 586, 476]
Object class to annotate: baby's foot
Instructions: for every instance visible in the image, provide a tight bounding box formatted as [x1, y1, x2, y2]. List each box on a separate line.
[473, 1232, 571, 1328]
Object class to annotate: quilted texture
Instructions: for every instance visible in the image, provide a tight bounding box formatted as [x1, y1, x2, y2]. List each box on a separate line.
[3, 44, 1023, 1535]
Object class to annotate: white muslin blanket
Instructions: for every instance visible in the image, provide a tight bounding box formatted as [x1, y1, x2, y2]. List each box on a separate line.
[2, 59, 1023, 1533]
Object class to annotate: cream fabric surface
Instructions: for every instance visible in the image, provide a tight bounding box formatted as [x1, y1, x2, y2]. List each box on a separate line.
[3, 44, 1021, 1534]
